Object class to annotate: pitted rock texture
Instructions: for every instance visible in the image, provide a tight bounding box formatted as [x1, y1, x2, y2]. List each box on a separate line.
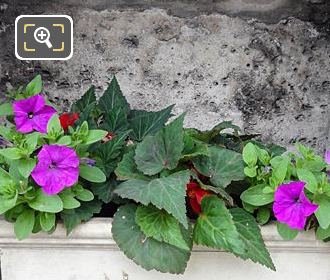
[0, 0, 329, 151]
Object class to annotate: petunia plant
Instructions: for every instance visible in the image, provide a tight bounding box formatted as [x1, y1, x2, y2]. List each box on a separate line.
[240, 142, 330, 240]
[0, 75, 107, 239]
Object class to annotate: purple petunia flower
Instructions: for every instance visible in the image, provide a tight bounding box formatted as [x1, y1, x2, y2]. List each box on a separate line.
[273, 181, 318, 230]
[325, 150, 330, 165]
[31, 145, 79, 195]
[13, 94, 56, 134]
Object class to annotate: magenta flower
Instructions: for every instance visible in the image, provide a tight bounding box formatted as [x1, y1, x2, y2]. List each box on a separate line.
[325, 150, 330, 165]
[31, 145, 79, 195]
[273, 181, 318, 230]
[13, 94, 56, 134]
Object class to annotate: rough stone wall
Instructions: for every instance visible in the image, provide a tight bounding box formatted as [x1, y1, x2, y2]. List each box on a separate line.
[0, 0, 329, 152]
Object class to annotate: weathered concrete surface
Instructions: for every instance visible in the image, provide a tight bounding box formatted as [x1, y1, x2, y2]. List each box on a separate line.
[0, 0, 329, 151]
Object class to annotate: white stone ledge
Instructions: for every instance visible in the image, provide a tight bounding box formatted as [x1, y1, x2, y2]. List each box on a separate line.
[1, 218, 329, 253]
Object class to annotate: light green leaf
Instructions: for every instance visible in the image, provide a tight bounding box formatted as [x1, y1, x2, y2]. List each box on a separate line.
[25, 132, 40, 152]
[316, 225, 330, 240]
[28, 189, 63, 213]
[25, 75, 42, 95]
[193, 146, 245, 188]
[115, 170, 190, 228]
[0, 148, 22, 160]
[243, 142, 258, 166]
[0, 103, 13, 116]
[47, 114, 63, 135]
[40, 212, 56, 232]
[240, 184, 274, 206]
[129, 105, 174, 141]
[0, 190, 18, 214]
[136, 205, 190, 250]
[193, 196, 246, 255]
[18, 158, 36, 178]
[230, 208, 275, 270]
[57, 136, 72, 145]
[244, 166, 257, 178]
[14, 209, 35, 240]
[79, 165, 106, 183]
[135, 114, 185, 176]
[75, 189, 94, 202]
[276, 222, 299, 240]
[112, 204, 191, 274]
[59, 191, 81, 209]
[84, 130, 107, 145]
[314, 196, 330, 229]
[297, 168, 318, 193]
[270, 156, 289, 185]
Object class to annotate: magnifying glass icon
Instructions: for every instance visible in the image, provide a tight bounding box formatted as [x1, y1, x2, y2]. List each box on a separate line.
[34, 27, 53, 49]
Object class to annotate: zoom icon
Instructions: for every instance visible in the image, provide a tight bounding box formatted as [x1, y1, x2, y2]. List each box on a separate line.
[15, 15, 73, 60]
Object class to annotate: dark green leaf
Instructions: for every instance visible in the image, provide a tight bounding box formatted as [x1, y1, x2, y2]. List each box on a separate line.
[135, 205, 190, 250]
[72, 86, 96, 113]
[115, 150, 148, 180]
[61, 200, 102, 234]
[230, 208, 275, 270]
[91, 179, 118, 203]
[128, 105, 174, 141]
[193, 146, 245, 188]
[114, 170, 190, 228]
[135, 114, 185, 176]
[193, 196, 246, 255]
[112, 204, 191, 274]
[101, 109, 129, 134]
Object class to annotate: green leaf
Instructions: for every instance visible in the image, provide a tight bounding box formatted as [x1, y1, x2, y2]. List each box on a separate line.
[101, 110, 129, 134]
[128, 105, 174, 141]
[14, 209, 35, 240]
[240, 184, 274, 206]
[0, 191, 18, 215]
[92, 131, 130, 175]
[314, 196, 330, 229]
[0, 166, 12, 183]
[135, 114, 185, 176]
[25, 132, 40, 152]
[193, 146, 245, 188]
[25, 75, 42, 95]
[72, 85, 96, 113]
[18, 158, 36, 178]
[56, 136, 72, 145]
[181, 132, 209, 160]
[193, 196, 246, 255]
[76, 189, 94, 202]
[98, 76, 130, 115]
[91, 179, 118, 203]
[47, 114, 63, 135]
[230, 208, 275, 270]
[59, 191, 81, 209]
[0, 103, 13, 116]
[243, 142, 258, 166]
[84, 130, 107, 145]
[115, 170, 190, 228]
[79, 165, 106, 183]
[297, 168, 318, 193]
[135, 205, 190, 250]
[28, 189, 63, 213]
[61, 200, 102, 234]
[244, 166, 257, 178]
[316, 225, 330, 240]
[276, 222, 299, 240]
[112, 204, 191, 274]
[115, 150, 148, 180]
[0, 148, 22, 160]
[40, 212, 56, 232]
[269, 156, 289, 185]
[256, 208, 271, 225]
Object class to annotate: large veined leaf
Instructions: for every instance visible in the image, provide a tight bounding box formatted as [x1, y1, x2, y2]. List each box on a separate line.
[193, 196, 246, 255]
[193, 146, 245, 188]
[230, 208, 275, 270]
[128, 105, 174, 141]
[135, 205, 190, 250]
[101, 109, 129, 134]
[181, 132, 209, 160]
[112, 204, 191, 274]
[115, 150, 148, 180]
[71, 85, 96, 113]
[91, 178, 118, 203]
[134, 114, 185, 176]
[98, 76, 130, 115]
[114, 170, 190, 228]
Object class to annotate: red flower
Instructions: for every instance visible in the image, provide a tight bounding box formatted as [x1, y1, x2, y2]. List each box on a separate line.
[59, 113, 79, 131]
[186, 181, 211, 214]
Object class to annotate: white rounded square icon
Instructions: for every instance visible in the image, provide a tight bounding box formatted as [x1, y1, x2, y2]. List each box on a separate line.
[15, 15, 73, 61]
